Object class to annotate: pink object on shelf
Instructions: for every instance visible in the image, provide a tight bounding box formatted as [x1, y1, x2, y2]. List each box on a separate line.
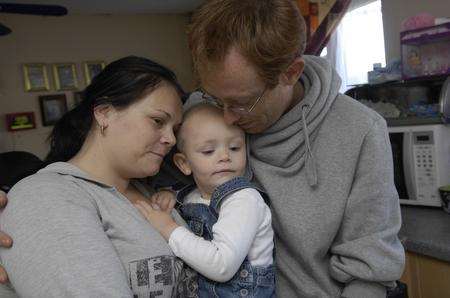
[401, 13, 435, 31]
[401, 22, 450, 79]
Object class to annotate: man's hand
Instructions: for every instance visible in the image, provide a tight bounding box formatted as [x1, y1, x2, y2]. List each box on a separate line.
[0, 190, 12, 284]
[135, 193, 179, 241]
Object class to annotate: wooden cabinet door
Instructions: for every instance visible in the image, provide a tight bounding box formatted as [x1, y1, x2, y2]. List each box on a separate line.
[400, 251, 420, 298]
[400, 251, 450, 298]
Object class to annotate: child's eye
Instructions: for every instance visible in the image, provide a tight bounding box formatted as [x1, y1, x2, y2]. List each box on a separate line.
[201, 150, 214, 155]
[230, 146, 241, 151]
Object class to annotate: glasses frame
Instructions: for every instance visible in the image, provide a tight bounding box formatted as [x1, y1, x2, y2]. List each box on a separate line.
[200, 86, 267, 116]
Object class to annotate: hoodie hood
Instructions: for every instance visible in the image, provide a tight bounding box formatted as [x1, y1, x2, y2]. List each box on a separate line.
[249, 55, 341, 187]
[38, 162, 111, 188]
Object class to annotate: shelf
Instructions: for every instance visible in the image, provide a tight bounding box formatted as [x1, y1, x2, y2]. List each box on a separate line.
[347, 74, 449, 90]
[387, 117, 443, 127]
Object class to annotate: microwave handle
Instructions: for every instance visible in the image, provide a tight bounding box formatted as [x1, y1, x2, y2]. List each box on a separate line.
[440, 76, 450, 123]
[403, 132, 416, 200]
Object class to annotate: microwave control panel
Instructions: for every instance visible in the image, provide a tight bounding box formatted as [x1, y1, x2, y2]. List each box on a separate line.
[412, 131, 438, 201]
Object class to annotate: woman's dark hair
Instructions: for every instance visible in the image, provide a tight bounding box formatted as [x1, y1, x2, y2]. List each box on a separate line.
[45, 56, 184, 164]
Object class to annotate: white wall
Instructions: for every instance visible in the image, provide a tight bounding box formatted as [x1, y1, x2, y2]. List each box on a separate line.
[382, 0, 449, 63]
[0, 14, 194, 158]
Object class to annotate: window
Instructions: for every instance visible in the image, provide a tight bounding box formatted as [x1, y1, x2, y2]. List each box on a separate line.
[324, 0, 385, 92]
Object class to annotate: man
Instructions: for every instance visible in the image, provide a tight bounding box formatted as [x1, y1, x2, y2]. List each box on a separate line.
[185, 1, 404, 297]
[0, 0, 404, 297]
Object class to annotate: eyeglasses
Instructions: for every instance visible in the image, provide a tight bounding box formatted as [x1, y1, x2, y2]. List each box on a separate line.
[199, 86, 267, 116]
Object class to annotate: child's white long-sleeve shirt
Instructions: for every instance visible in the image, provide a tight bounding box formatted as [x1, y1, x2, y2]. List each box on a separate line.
[168, 188, 274, 282]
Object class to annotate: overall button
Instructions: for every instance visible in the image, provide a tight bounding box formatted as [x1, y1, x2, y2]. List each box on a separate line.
[240, 288, 249, 296]
[240, 269, 249, 278]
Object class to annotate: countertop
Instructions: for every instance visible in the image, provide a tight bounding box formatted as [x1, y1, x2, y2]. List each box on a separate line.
[399, 205, 450, 262]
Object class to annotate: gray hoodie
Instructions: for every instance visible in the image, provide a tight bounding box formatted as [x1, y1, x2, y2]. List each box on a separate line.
[0, 162, 189, 298]
[248, 56, 405, 297]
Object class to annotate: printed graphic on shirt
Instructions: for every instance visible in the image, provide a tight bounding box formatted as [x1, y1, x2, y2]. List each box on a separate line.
[129, 255, 185, 298]
[175, 265, 199, 298]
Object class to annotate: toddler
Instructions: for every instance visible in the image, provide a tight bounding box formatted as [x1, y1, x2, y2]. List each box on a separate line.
[135, 103, 275, 297]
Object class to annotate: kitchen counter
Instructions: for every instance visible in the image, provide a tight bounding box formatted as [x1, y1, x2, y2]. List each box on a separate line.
[399, 205, 450, 262]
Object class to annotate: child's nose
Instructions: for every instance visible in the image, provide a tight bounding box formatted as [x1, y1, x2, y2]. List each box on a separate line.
[219, 149, 231, 162]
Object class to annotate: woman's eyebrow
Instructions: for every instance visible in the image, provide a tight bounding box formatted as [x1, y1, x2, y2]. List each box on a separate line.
[155, 109, 171, 118]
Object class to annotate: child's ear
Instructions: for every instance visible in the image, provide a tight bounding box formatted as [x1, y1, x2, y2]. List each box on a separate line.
[173, 153, 192, 176]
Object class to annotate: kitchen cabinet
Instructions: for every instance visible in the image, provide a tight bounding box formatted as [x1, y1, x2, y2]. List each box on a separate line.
[400, 251, 450, 298]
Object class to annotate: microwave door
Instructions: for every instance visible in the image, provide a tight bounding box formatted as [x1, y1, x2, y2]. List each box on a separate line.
[402, 131, 416, 202]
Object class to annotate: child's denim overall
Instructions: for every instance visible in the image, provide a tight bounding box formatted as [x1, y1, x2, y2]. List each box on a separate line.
[177, 176, 276, 298]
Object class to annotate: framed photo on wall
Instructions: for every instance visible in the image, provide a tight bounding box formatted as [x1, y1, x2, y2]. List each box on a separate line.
[83, 61, 106, 85]
[53, 63, 78, 90]
[5, 112, 36, 131]
[39, 94, 68, 126]
[23, 64, 50, 92]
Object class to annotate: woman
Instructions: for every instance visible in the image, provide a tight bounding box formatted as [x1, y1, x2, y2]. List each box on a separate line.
[0, 56, 192, 297]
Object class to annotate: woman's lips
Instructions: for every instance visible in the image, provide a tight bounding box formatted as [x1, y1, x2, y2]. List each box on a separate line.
[149, 151, 165, 158]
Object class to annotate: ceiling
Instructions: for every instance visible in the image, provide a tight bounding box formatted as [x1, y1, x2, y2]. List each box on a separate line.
[1, 0, 206, 14]
[1, 0, 376, 15]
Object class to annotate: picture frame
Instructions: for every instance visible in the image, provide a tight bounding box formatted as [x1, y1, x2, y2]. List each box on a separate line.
[83, 61, 106, 85]
[23, 64, 50, 92]
[53, 63, 78, 90]
[5, 112, 36, 131]
[39, 94, 68, 126]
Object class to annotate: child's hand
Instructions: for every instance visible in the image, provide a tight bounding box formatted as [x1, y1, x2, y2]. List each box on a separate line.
[150, 190, 176, 213]
[135, 200, 179, 241]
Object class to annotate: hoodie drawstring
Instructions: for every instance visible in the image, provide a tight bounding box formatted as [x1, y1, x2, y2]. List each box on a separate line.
[301, 104, 318, 187]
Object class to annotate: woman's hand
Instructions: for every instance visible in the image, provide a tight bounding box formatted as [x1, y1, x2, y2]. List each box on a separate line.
[135, 192, 179, 241]
[0, 190, 12, 283]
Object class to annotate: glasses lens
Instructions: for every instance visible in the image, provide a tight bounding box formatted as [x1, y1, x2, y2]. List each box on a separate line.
[199, 87, 265, 116]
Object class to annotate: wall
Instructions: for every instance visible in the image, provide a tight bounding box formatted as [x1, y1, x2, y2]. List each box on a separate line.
[382, 0, 449, 63]
[0, 14, 194, 158]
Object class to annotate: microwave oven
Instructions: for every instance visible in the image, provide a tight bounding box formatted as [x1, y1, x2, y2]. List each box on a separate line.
[388, 124, 450, 206]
